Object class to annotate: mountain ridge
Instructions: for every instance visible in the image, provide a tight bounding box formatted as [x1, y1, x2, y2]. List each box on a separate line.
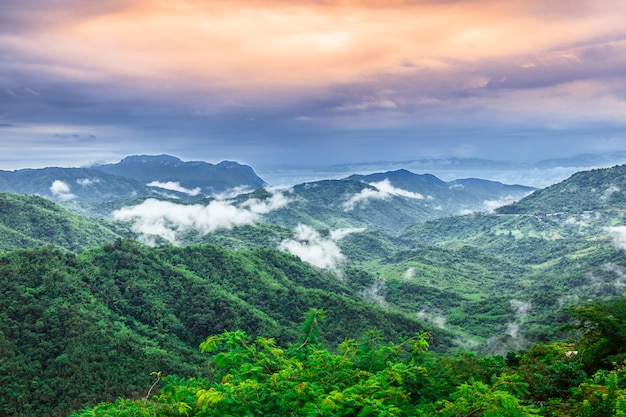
[3, 160, 626, 416]
[90, 154, 266, 194]
[0, 155, 267, 202]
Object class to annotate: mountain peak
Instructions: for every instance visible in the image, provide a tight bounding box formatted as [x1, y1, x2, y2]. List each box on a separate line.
[497, 163, 626, 214]
[345, 169, 446, 186]
[117, 154, 183, 166]
[91, 154, 266, 194]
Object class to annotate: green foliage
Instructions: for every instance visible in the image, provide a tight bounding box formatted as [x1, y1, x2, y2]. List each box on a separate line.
[0, 192, 128, 252]
[8, 163, 626, 416]
[298, 308, 326, 348]
[0, 246, 203, 416]
[0, 240, 444, 417]
[566, 297, 626, 373]
[515, 343, 587, 401]
[73, 329, 422, 416]
[497, 164, 626, 214]
[433, 374, 539, 417]
[73, 328, 546, 417]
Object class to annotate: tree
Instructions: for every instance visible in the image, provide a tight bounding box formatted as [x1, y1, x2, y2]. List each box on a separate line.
[566, 298, 626, 373]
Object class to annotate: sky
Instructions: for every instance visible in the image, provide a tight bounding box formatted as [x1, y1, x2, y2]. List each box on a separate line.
[1, 0, 626, 180]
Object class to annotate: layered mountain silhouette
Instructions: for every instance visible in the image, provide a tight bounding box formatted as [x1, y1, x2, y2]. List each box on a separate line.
[0, 155, 266, 202]
[91, 154, 266, 193]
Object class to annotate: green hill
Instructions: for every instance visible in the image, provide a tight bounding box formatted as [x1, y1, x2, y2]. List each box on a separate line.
[0, 193, 130, 252]
[0, 240, 446, 417]
[497, 164, 626, 214]
[0, 167, 170, 202]
[4, 163, 626, 416]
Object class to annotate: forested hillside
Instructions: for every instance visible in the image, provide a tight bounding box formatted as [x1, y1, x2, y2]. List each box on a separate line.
[73, 299, 626, 417]
[497, 164, 626, 214]
[0, 193, 131, 252]
[0, 240, 443, 417]
[0, 155, 267, 203]
[2, 163, 626, 416]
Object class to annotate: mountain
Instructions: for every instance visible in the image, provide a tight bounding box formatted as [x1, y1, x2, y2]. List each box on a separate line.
[0, 167, 172, 202]
[116, 166, 626, 349]
[0, 155, 267, 203]
[90, 154, 266, 194]
[4, 162, 626, 416]
[263, 179, 438, 231]
[323, 152, 626, 174]
[497, 164, 626, 214]
[84, 170, 533, 245]
[390, 166, 626, 347]
[260, 170, 534, 232]
[0, 193, 131, 252]
[345, 169, 449, 192]
[0, 240, 445, 417]
[531, 151, 626, 169]
[347, 169, 534, 208]
[323, 157, 517, 173]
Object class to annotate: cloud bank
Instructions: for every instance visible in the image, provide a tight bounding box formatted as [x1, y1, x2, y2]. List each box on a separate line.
[343, 179, 423, 211]
[76, 178, 99, 186]
[113, 192, 290, 245]
[147, 181, 202, 196]
[279, 224, 364, 271]
[403, 267, 416, 280]
[417, 309, 447, 329]
[481, 197, 518, 213]
[506, 299, 532, 338]
[50, 180, 76, 201]
[608, 226, 626, 251]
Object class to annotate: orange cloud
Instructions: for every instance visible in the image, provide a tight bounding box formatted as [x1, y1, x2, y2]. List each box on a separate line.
[14, 1, 616, 87]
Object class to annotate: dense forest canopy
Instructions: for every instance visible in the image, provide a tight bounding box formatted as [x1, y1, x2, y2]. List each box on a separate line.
[2, 163, 626, 416]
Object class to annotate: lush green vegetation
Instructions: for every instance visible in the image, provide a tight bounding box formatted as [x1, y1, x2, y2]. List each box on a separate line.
[3, 163, 626, 416]
[497, 164, 626, 214]
[4, 237, 626, 416]
[0, 193, 131, 252]
[0, 240, 446, 417]
[73, 304, 626, 417]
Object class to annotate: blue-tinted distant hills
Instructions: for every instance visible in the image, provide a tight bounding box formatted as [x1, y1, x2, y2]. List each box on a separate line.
[0, 155, 267, 202]
[91, 154, 266, 193]
[257, 170, 535, 232]
[323, 152, 626, 173]
[0, 167, 167, 202]
[531, 151, 626, 169]
[346, 169, 534, 209]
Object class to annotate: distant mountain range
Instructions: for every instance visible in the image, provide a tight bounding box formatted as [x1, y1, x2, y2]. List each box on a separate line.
[0, 155, 266, 202]
[347, 169, 532, 204]
[0, 157, 626, 415]
[3, 157, 626, 416]
[91, 154, 266, 193]
[0, 155, 535, 227]
[257, 170, 535, 232]
[322, 151, 626, 173]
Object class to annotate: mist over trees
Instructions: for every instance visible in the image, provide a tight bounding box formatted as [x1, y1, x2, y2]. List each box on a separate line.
[2, 161, 626, 416]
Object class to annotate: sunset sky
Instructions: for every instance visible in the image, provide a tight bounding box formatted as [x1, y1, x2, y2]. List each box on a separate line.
[1, 0, 626, 175]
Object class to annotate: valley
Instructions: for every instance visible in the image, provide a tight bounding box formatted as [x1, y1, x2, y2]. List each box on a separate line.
[1, 155, 626, 416]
